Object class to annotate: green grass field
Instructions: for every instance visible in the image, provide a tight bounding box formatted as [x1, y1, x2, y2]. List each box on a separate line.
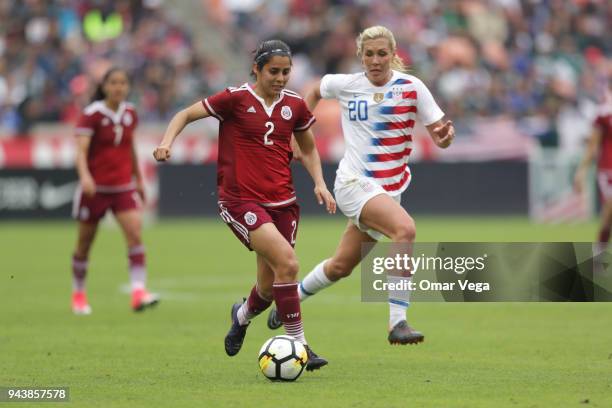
[1, 217, 611, 407]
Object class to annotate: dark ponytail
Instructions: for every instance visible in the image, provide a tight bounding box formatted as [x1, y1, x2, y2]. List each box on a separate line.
[251, 40, 292, 78]
[90, 67, 128, 103]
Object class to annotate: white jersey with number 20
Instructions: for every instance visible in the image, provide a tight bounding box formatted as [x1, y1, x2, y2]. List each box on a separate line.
[320, 70, 444, 196]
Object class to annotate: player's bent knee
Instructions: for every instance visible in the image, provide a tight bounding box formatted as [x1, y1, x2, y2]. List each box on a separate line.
[391, 218, 416, 242]
[274, 257, 299, 283]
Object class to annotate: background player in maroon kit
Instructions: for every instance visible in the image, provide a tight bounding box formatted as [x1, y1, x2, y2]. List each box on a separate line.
[575, 88, 612, 250]
[72, 67, 159, 314]
[153, 40, 335, 371]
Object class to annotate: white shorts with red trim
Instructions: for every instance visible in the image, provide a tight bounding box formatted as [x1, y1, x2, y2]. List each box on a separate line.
[334, 174, 402, 240]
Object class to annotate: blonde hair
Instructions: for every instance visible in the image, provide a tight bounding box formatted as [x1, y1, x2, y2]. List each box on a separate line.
[356, 25, 407, 73]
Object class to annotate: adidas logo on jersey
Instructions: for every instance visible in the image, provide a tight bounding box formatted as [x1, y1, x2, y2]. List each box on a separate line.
[247, 106, 256, 113]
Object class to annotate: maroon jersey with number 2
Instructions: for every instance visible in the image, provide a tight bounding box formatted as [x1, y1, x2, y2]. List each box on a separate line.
[203, 83, 315, 207]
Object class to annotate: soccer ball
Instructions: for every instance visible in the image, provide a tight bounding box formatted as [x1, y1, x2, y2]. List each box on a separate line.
[258, 335, 308, 381]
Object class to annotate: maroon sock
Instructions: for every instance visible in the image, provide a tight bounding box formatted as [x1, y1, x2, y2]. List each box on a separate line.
[272, 283, 307, 344]
[72, 255, 88, 292]
[598, 227, 610, 243]
[246, 285, 272, 317]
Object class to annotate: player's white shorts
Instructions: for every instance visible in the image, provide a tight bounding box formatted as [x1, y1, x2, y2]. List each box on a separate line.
[597, 170, 612, 200]
[334, 175, 401, 241]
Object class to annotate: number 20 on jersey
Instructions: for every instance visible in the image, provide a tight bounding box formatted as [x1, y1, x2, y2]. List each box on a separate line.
[348, 100, 368, 121]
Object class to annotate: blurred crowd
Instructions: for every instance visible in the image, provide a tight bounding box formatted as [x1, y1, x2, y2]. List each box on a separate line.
[1, 0, 610, 149]
[0, 0, 218, 136]
[212, 0, 611, 149]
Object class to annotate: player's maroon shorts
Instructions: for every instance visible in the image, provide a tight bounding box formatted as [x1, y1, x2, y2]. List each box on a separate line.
[218, 201, 300, 251]
[72, 189, 141, 223]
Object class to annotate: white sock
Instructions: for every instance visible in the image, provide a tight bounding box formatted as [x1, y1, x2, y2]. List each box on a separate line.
[388, 275, 411, 328]
[129, 266, 146, 291]
[299, 259, 333, 301]
[237, 302, 250, 326]
[128, 245, 147, 291]
[284, 321, 307, 345]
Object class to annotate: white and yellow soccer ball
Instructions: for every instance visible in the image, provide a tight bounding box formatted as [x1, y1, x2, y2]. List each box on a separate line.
[258, 335, 308, 381]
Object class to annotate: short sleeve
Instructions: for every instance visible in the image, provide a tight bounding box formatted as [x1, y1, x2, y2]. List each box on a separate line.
[75, 112, 96, 137]
[320, 74, 350, 99]
[413, 78, 444, 126]
[203, 88, 234, 121]
[294, 100, 316, 132]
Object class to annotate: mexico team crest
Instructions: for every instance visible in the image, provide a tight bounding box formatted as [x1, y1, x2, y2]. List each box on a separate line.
[373, 93, 384, 103]
[122, 112, 133, 126]
[244, 211, 258, 226]
[281, 106, 292, 120]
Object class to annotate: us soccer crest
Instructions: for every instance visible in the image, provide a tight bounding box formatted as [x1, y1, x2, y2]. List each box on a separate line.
[373, 93, 384, 103]
[281, 106, 292, 120]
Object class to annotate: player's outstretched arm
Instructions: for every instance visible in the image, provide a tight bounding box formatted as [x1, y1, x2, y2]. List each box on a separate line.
[75, 135, 96, 197]
[574, 128, 601, 193]
[294, 128, 336, 214]
[153, 101, 210, 161]
[426, 119, 455, 149]
[304, 80, 323, 112]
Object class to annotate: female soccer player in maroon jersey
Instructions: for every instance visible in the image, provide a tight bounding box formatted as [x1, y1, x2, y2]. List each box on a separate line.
[71, 68, 159, 314]
[153, 40, 335, 370]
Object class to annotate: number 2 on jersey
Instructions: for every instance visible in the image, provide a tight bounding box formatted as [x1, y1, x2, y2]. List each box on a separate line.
[264, 121, 274, 145]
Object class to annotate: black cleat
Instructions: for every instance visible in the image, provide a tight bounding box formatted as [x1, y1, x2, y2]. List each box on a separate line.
[266, 307, 282, 330]
[224, 301, 249, 356]
[304, 345, 328, 371]
[388, 320, 424, 345]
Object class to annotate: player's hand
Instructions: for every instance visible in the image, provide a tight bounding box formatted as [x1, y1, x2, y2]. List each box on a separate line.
[153, 145, 171, 161]
[136, 179, 146, 202]
[81, 175, 96, 197]
[433, 120, 454, 148]
[314, 184, 336, 214]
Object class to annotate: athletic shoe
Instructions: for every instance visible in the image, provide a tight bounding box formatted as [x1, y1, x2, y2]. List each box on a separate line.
[266, 307, 282, 330]
[132, 289, 160, 312]
[304, 344, 328, 371]
[224, 301, 249, 356]
[72, 291, 92, 315]
[388, 320, 424, 345]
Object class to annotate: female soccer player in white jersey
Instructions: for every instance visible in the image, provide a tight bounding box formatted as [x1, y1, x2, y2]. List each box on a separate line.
[268, 26, 455, 345]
